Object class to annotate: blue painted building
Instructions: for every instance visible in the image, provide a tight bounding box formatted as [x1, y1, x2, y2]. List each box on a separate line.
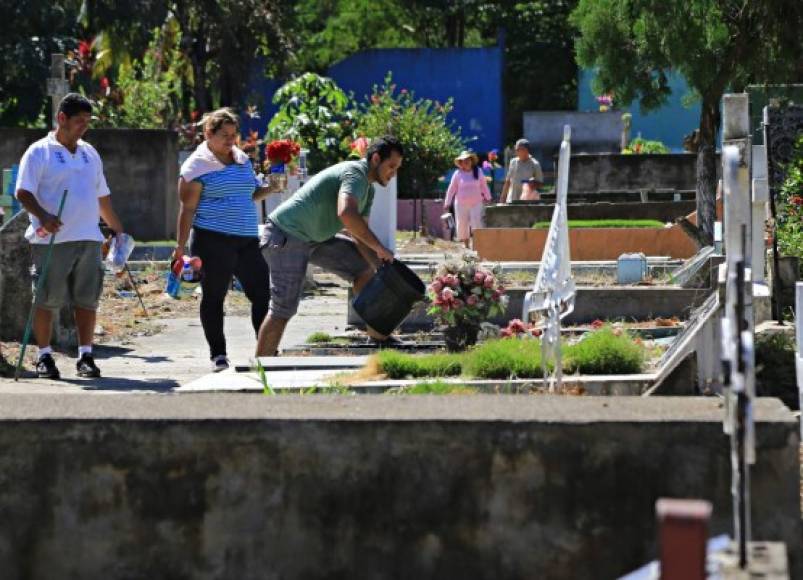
[246, 46, 504, 153]
[328, 47, 503, 152]
[577, 69, 701, 152]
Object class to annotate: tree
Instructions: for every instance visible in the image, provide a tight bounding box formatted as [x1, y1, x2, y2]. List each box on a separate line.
[571, 0, 803, 246]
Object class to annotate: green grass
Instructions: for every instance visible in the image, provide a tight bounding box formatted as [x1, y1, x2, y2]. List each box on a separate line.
[140, 240, 179, 246]
[373, 329, 646, 380]
[462, 338, 544, 379]
[532, 219, 666, 229]
[375, 350, 463, 379]
[389, 380, 479, 395]
[564, 327, 645, 375]
[306, 332, 333, 344]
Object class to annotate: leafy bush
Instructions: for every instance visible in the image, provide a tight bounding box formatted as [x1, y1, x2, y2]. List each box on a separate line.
[532, 219, 666, 229]
[356, 73, 466, 199]
[775, 135, 803, 258]
[376, 350, 463, 379]
[622, 137, 670, 154]
[463, 338, 545, 379]
[267, 73, 357, 173]
[565, 327, 645, 375]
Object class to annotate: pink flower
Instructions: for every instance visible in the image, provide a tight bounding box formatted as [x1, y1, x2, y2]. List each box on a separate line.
[491, 291, 501, 302]
[442, 287, 455, 301]
[473, 271, 486, 284]
[453, 299, 463, 309]
[497, 285, 505, 294]
[466, 295, 478, 306]
[431, 280, 443, 293]
[483, 276, 495, 289]
[444, 274, 459, 288]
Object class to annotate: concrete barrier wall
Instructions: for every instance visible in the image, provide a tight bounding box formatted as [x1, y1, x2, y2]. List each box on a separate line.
[568, 153, 721, 194]
[348, 287, 713, 329]
[484, 201, 697, 228]
[473, 226, 698, 261]
[0, 128, 178, 241]
[0, 394, 798, 580]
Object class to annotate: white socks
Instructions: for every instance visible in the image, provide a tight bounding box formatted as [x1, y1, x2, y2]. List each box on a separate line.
[37, 346, 53, 360]
[79, 345, 92, 356]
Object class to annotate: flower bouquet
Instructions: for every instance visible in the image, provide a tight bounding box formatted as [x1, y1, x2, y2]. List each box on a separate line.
[265, 139, 301, 190]
[427, 257, 508, 351]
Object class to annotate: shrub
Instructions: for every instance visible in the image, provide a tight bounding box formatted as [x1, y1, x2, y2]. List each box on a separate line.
[463, 338, 545, 379]
[755, 332, 798, 410]
[622, 137, 670, 154]
[356, 73, 466, 199]
[775, 135, 803, 258]
[565, 327, 645, 374]
[267, 73, 357, 173]
[376, 350, 463, 379]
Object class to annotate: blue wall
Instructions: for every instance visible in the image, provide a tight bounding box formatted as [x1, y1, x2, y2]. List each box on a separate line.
[245, 47, 504, 153]
[577, 70, 701, 152]
[328, 47, 503, 153]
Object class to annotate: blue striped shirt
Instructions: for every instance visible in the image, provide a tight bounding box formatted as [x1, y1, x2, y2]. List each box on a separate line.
[194, 162, 260, 237]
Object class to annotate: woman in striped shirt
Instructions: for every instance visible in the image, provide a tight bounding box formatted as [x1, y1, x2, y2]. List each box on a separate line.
[174, 109, 280, 371]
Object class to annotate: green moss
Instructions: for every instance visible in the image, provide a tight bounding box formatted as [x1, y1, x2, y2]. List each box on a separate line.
[391, 380, 479, 394]
[532, 219, 666, 229]
[564, 327, 645, 375]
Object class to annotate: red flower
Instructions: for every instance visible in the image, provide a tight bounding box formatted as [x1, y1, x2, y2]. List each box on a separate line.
[266, 139, 301, 164]
[791, 196, 803, 206]
[100, 77, 110, 90]
[591, 319, 604, 329]
[78, 39, 92, 59]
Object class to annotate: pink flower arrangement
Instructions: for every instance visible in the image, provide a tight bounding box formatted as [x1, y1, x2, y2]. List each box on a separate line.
[427, 259, 507, 328]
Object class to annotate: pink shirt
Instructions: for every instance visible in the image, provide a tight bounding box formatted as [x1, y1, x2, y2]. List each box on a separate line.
[444, 169, 491, 209]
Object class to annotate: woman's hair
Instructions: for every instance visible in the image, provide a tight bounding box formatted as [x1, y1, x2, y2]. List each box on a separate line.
[203, 108, 239, 134]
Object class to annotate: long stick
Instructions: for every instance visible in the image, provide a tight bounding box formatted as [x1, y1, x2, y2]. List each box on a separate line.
[15, 189, 68, 381]
[124, 262, 149, 318]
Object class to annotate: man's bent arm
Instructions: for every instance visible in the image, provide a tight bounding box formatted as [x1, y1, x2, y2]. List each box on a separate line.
[337, 193, 393, 262]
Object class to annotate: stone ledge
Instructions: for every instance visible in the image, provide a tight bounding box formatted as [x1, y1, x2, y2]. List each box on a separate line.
[0, 392, 795, 424]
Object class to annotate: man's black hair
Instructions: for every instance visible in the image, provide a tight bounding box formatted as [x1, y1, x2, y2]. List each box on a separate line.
[58, 93, 93, 118]
[366, 135, 404, 162]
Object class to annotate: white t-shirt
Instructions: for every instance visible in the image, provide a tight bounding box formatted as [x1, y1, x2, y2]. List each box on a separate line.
[15, 132, 111, 244]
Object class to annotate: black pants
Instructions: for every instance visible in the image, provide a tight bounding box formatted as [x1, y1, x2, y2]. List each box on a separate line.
[190, 227, 270, 358]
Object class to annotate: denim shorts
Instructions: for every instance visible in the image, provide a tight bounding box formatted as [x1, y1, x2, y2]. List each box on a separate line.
[30, 241, 104, 310]
[260, 220, 370, 319]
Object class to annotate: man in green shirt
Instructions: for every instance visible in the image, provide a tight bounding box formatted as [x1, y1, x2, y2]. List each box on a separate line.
[255, 135, 404, 356]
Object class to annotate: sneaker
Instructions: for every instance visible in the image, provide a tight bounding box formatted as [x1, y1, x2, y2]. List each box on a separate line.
[211, 355, 230, 372]
[36, 354, 61, 380]
[76, 353, 101, 378]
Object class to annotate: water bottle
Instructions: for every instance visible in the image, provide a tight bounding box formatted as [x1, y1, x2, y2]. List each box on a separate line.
[181, 259, 194, 282]
[298, 149, 309, 185]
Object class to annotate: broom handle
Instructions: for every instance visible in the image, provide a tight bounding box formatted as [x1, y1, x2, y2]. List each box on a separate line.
[14, 189, 68, 380]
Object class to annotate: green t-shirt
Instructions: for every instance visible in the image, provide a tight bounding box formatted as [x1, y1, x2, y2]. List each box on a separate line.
[270, 159, 375, 243]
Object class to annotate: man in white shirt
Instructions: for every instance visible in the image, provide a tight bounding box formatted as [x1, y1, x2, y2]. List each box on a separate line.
[500, 138, 544, 203]
[15, 93, 125, 379]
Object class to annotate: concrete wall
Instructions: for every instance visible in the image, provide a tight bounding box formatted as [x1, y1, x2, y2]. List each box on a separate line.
[484, 201, 697, 228]
[0, 394, 798, 580]
[0, 128, 178, 241]
[522, 111, 622, 172]
[473, 226, 698, 261]
[397, 199, 448, 237]
[349, 287, 712, 329]
[567, 153, 714, 194]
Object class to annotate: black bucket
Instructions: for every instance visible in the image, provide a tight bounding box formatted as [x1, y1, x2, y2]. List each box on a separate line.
[352, 260, 426, 336]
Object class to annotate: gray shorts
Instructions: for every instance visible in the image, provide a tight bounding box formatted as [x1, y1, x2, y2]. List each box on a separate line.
[261, 220, 371, 319]
[31, 241, 104, 311]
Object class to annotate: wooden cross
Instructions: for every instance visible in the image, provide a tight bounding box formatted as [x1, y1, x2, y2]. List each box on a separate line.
[45, 54, 69, 128]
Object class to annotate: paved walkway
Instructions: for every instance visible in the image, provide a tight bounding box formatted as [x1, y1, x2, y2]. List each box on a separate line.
[0, 293, 346, 394]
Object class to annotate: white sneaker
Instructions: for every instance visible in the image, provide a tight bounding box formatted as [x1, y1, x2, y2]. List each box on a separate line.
[211, 355, 230, 372]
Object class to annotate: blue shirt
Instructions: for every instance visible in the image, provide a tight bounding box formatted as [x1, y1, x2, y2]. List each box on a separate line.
[194, 162, 260, 237]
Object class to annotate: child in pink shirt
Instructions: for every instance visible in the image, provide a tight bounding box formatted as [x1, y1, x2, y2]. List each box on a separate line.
[444, 151, 491, 247]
